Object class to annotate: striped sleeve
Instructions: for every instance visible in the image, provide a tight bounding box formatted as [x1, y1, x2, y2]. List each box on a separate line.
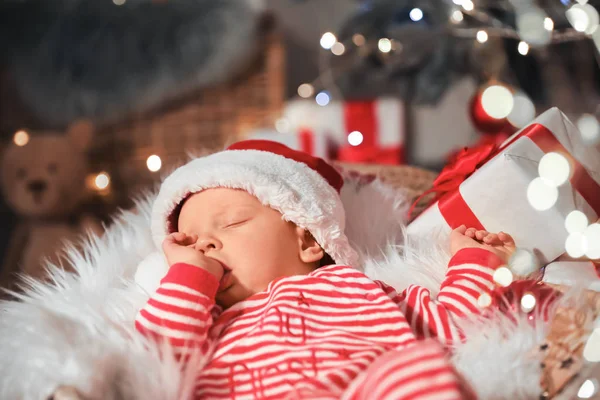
[375, 248, 504, 344]
[135, 262, 219, 357]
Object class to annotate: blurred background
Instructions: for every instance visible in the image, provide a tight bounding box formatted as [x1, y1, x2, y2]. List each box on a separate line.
[0, 0, 599, 284]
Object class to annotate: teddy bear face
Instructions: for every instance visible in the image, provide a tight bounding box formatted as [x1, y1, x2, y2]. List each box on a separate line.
[1, 135, 89, 218]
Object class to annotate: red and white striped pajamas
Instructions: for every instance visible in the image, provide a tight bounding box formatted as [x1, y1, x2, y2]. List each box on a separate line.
[135, 248, 505, 399]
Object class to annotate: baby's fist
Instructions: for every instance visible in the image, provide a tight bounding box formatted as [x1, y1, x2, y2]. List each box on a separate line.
[450, 225, 516, 264]
[162, 232, 224, 280]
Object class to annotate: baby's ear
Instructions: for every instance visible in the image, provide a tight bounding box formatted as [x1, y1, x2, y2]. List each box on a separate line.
[297, 228, 325, 264]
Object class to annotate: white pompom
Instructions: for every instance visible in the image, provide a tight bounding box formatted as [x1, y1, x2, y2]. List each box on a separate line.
[508, 248, 541, 277]
[134, 251, 170, 294]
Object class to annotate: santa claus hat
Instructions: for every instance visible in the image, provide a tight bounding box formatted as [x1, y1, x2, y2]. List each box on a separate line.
[151, 140, 360, 266]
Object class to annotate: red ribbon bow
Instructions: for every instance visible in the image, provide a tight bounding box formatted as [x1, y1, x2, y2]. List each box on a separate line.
[407, 141, 498, 220]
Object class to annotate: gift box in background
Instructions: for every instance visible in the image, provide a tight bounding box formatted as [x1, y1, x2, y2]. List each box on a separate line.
[247, 127, 334, 159]
[407, 107, 600, 264]
[281, 97, 406, 165]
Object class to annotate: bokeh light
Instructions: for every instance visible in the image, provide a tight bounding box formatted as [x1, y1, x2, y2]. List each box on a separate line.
[275, 118, 290, 133]
[297, 83, 314, 98]
[527, 177, 559, 211]
[578, 379, 598, 398]
[583, 223, 600, 259]
[507, 92, 535, 128]
[378, 38, 392, 53]
[577, 114, 600, 145]
[94, 172, 110, 190]
[520, 293, 536, 312]
[538, 152, 570, 187]
[348, 131, 364, 146]
[476, 30, 488, 43]
[13, 130, 30, 147]
[565, 232, 588, 258]
[320, 32, 337, 49]
[518, 41, 530, 55]
[331, 42, 346, 56]
[477, 293, 492, 308]
[352, 34, 366, 46]
[481, 85, 514, 119]
[409, 8, 424, 22]
[316, 91, 330, 106]
[451, 10, 464, 23]
[565, 210, 589, 234]
[493, 267, 514, 287]
[516, 8, 552, 46]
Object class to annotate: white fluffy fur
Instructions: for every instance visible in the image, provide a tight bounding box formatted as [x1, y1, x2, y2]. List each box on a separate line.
[152, 149, 359, 267]
[0, 177, 592, 399]
[340, 178, 410, 264]
[0, 195, 204, 400]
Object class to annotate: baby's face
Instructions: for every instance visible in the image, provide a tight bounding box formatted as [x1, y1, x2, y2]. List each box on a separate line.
[178, 188, 319, 309]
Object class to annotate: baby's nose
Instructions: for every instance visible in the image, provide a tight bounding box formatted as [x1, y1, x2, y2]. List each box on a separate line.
[196, 237, 222, 252]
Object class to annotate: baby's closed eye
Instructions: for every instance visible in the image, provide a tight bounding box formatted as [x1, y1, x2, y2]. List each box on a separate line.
[221, 214, 253, 228]
[224, 219, 250, 228]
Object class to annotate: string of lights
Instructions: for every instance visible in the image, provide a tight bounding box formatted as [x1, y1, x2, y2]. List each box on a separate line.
[283, 0, 600, 144]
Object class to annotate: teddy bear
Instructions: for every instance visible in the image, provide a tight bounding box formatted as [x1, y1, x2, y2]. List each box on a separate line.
[0, 120, 103, 294]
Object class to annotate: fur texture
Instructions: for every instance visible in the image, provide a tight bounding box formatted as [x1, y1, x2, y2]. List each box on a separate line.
[0, 178, 590, 399]
[2, 0, 263, 127]
[0, 195, 204, 399]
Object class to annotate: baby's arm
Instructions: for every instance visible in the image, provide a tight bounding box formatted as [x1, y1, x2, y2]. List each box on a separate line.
[375, 226, 514, 344]
[135, 233, 222, 359]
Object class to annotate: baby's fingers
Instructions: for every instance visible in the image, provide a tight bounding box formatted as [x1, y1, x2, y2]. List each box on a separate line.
[483, 233, 500, 244]
[498, 232, 516, 247]
[180, 233, 198, 246]
[166, 232, 186, 243]
[164, 232, 194, 247]
[453, 225, 467, 235]
[465, 228, 477, 238]
[475, 230, 488, 241]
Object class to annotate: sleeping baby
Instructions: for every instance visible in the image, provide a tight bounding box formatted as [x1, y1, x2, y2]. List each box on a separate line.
[135, 140, 553, 400]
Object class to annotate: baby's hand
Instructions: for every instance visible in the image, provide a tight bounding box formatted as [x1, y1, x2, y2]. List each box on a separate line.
[162, 232, 224, 280]
[450, 225, 516, 264]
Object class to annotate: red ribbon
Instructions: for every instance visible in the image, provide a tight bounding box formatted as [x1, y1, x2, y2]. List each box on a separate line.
[409, 123, 600, 230]
[298, 127, 314, 155]
[407, 141, 497, 224]
[339, 101, 403, 165]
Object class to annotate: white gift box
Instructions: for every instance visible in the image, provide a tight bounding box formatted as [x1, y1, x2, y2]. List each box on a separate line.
[407, 108, 600, 264]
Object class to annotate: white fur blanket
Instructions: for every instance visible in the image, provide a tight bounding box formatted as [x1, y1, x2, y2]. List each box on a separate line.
[0, 180, 595, 399]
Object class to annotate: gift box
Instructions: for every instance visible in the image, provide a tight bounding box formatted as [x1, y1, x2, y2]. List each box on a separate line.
[407, 108, 600, 264]
[283, 98, 406, 164]
[335, 99, 405, 165]
[246, 128, 333, 159]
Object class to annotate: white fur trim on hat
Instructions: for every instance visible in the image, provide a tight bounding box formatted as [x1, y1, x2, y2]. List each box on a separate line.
[151, 149, 360, 266]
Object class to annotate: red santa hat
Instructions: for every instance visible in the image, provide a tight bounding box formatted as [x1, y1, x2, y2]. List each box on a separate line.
[151, 140, 360, 266]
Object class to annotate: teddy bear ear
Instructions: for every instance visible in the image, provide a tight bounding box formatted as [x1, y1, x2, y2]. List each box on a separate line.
[67, 119, 94, 150]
